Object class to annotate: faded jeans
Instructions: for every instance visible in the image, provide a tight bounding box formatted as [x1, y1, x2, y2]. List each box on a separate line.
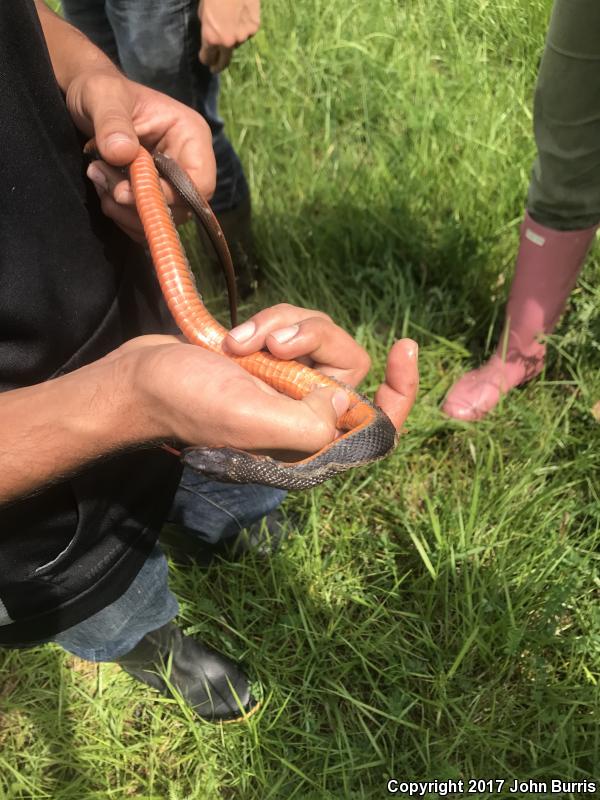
[61, 0, 249, 213]
[51, 469, 285, 662]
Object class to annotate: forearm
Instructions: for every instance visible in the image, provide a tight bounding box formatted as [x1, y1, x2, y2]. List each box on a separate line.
[34, 1, 119, 92]
[0, 355, 148, 504]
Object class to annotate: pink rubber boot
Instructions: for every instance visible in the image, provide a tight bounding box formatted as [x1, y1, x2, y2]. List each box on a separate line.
[443, 212, 598, 421]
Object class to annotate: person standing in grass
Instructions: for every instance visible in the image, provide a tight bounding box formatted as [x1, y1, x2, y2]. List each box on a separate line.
[0, 1, 418, 724]
[443, 0, 600, 421]
[60, 0, 261, 296]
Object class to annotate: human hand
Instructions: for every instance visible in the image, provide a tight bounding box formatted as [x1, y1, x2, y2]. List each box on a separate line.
[116, 302, 418, 455]
[224, 304, 419, 432]
[66, 69, 216, 241]
[117, 334, 350, 455]
[198, 0, 260, 73]
[373, 339, 419, 432]
[224, 303, 372, 386]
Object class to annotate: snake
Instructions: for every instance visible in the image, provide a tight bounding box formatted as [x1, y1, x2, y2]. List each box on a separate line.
[90, 143, 398, 490]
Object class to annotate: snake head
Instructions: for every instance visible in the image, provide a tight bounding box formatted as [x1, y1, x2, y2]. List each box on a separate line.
[181, 446, 248, 483]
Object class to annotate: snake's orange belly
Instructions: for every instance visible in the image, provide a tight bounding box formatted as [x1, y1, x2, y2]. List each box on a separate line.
[126, 146, 397, 489]
[130, 150, 365, 415]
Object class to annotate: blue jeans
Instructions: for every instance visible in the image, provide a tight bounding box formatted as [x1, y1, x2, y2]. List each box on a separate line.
[52, 469, 285, 662]
[61, 0, 249, 213]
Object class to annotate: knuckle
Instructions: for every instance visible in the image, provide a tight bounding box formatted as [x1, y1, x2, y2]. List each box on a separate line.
[266, 303, 295, 325]
[304, 308, 329, 325]
[308, 307, 331, 322]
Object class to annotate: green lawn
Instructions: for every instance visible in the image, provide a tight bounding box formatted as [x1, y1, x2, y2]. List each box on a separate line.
[2, 0, 600, 797]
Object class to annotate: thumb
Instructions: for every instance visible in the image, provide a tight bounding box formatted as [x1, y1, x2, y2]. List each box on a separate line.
[241, 384, 350, 456]
[298, 386, 350, 449]
[90, 92, 139, 166]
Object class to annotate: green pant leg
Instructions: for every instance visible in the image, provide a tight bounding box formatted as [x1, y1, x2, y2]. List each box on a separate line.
[528, 0, 600, 231]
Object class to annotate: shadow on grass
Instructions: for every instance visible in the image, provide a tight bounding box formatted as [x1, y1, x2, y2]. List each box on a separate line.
[249, 197, 511, 350]
[238, 196, 600, 385]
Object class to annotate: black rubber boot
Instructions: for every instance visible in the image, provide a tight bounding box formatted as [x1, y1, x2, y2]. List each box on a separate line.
[115, 622, 257, 722]
[160, 510, 288, 568]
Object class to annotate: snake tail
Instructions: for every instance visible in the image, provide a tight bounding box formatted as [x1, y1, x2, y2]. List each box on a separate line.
[153, 152, 238, 328]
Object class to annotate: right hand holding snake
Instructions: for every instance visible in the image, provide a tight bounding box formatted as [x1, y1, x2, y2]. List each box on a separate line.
[224, 304, 419, 432]
[116, 306, 418, 456]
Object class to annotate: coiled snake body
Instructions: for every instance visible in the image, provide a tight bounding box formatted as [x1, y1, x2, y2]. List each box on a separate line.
[122, 146, 397, 490]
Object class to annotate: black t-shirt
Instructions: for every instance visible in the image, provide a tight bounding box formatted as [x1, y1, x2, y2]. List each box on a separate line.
[0, 0, 182, 644]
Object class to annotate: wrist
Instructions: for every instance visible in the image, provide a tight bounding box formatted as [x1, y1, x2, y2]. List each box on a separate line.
[35, 1, 121, 94]
[56, 352, 148, 452]
[122, 344, 177, 443]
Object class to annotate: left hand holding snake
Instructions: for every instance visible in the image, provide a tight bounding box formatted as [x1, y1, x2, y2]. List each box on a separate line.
[67, 70, 216, 241]
[35, 2, 216, 241]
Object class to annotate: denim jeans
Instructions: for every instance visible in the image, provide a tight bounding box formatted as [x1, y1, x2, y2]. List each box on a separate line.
[61, 0, 249, 213]
[51, 469, 286, 662]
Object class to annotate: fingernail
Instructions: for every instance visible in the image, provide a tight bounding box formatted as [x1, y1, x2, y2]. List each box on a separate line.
[229, 320, 256, 342]
[406, 342, 419, 359]
[87, 163, 108, 191]
[271, 325, 299, 344]
[332, 390, 349, 417]
[105, 132, 135, 149]
[115, 186, 133, 204]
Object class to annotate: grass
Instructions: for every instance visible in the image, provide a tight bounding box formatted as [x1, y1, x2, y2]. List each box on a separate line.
[2, 0, 600, 797]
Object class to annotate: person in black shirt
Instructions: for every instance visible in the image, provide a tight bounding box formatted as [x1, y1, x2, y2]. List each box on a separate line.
[0, 0, 418, 723]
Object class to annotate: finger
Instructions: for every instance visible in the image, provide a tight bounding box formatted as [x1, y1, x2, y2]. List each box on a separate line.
[264, 319, 370, 386]
[199, 42, 220, 69]
[87, 83, 139, 167]
[211, 46, 233, 73]
[239, 385, 350, 455]
[374, 339, 419, 431]
[87, 161, 133, 204]
[241, 0, 261, 35]
[225, 303, 329, 352]
[284, 320, 369, 382]
[95, 188, 146, 242]
[88, 160, 194, 225]
[151, 115, 216, 202]
[226, 306, 369, 386]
